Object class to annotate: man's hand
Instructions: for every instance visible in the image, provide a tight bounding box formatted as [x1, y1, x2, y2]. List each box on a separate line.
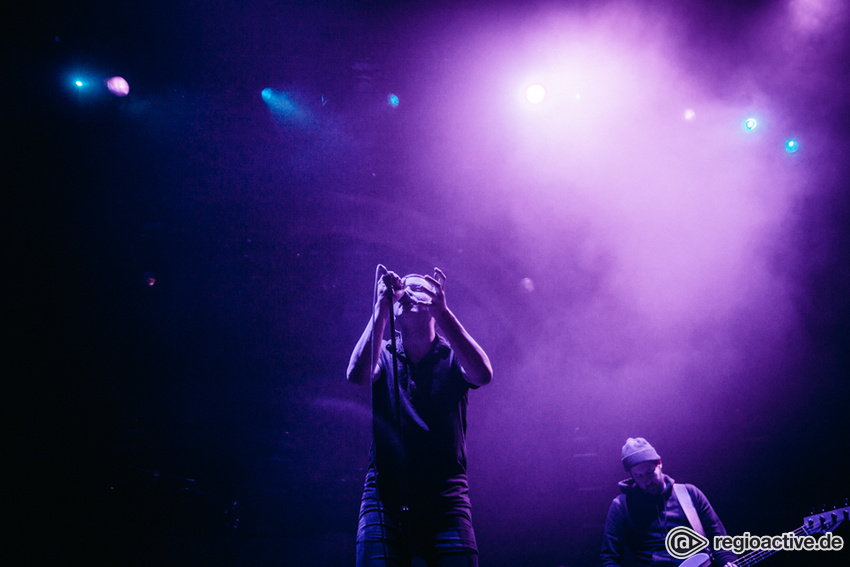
[421, 267, 448, 316]
[376, 264, 403, 313]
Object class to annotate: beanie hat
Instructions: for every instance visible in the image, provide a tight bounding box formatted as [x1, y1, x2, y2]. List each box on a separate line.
[621, 437, 661, 471]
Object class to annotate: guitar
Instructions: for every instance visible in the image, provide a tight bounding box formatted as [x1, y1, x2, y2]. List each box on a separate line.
[680, 503, 848, 567]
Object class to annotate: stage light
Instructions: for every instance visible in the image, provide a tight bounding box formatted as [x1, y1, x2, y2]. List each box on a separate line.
[684, 109, 696, 121]
[387, 93, 400, 108]
[74, 79, 85, 87]
[261, 88, 298, 114]
[106, 76, 130, 97]
[525, 83, 547, 104]
[744, 118, 757, 131]
[784, 139, 799, 153]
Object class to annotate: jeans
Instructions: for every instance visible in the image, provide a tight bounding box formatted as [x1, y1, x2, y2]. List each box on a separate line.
[356, 470, 478, 567]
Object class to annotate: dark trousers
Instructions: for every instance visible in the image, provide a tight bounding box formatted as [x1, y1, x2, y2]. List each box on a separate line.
[356, 471, 478, 567]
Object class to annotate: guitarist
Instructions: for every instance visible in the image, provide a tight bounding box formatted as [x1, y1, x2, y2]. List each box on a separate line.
[601, 437, 738, 567]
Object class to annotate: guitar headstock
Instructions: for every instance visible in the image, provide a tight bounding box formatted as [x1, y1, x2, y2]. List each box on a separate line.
[802, 501, 849, 536]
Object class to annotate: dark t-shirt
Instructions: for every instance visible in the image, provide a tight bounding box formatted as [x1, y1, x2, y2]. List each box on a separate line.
[369, 335, 474, 514]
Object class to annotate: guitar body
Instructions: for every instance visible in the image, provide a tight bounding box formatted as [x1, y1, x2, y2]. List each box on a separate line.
[679, 552, 711, 567]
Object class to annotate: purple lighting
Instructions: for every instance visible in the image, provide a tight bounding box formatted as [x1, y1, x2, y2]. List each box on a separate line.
[29, 1, 850, 566]
[789, 0, 848, 33]
[106, 76, 130, 96]
[525, 83, 547, 104]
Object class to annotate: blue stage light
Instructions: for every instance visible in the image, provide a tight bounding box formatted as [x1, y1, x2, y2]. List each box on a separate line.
[744, 118, 757, 130]
[784, 139, 799, 153]
[261, 88, 298, 114]
[387, 93, 400, 108]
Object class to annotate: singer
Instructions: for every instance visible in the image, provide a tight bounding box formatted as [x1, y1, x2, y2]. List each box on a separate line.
[347, 265, 492, 567]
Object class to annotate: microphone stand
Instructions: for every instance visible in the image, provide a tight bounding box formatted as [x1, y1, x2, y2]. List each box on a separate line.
[386, 293, 410, 567]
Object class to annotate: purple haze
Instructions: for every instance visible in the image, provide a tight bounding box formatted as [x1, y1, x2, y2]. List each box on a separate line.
[336, 2, 850, 563]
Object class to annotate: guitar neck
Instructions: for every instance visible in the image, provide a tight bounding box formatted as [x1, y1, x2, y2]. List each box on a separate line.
[729, 503, 848, 567]
[732, 525, 811, 567]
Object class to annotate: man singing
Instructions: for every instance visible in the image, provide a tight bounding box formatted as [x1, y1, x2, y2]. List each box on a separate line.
[347, 265, 492, 567]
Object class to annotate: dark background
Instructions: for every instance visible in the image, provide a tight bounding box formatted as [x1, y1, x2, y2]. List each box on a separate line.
[8, 0, 849, 565]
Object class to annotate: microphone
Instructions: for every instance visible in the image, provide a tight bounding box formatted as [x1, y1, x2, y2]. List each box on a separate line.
[382, 274, 400, 292]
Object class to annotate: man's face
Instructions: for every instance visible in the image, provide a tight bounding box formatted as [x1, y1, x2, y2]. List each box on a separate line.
[630, 460, 665, 495]
[393, 275, 435, 319]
